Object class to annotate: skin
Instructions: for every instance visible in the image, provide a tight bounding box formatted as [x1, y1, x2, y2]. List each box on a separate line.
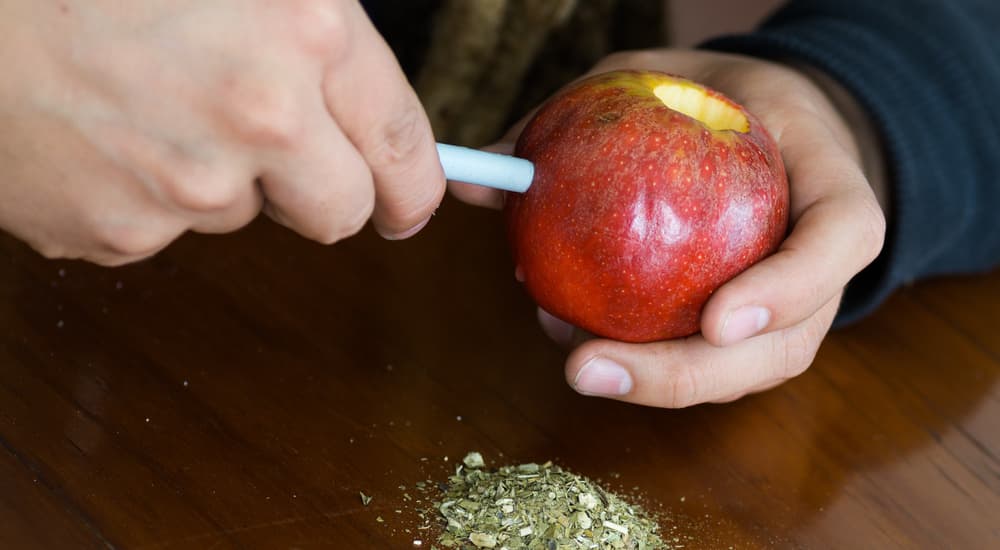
[451, 49, 888, 407]
[0, 0, 445, 266]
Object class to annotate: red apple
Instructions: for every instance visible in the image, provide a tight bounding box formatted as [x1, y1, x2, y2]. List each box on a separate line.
[505, 70, 788, 343]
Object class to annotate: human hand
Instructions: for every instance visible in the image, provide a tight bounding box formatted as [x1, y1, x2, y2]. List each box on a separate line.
[451, 49, 887, 407]
[0, 1, 443, 266]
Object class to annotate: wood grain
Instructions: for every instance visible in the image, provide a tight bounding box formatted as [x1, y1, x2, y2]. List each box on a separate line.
[1, 196, 998, 548]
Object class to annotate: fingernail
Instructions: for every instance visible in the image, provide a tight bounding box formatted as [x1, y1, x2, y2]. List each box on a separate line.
[573, 357, 632, 397]
[720, 305, 770, 346]
[381, 216, 431, 240]
[537, 308, 572, 346]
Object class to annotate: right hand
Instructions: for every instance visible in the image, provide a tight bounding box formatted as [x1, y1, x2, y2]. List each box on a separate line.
[0, 0, 443, 265]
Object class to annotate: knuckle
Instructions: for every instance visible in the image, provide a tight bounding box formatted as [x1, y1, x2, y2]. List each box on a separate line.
[34, 241, 67, 261]
[779, 321, 822, 379]
[159, 164, 244, 213]
[221, 83, 303, 149]
[286, 0, 352, 59]
[90, 218, 174, 258]
[191, 199, 260, 234]
[665, 366, 703, 409]
[92, 253, 140, 268]
[367, 103, 430, 172]
[107, 130, 242, 213]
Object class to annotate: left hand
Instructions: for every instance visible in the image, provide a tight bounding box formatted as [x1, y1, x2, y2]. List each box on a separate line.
[451, 49, 887, 407]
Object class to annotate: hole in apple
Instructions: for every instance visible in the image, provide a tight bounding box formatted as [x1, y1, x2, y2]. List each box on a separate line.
[653, 82, 749, 133]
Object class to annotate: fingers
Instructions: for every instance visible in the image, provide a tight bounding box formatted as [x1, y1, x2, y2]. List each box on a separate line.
[74, 179, 190, 267]
[40, 122, 214, 265]
[700, 116, 886, 347]
[105, 127, 263, 236]
[187, 182, 263, 235]
[564, 297, 840, 407]
[321, 1, 444, 239]
[253, 83, 374, 242]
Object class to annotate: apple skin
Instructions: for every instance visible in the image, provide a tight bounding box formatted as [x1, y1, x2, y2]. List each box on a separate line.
[505, 70, 788, 343]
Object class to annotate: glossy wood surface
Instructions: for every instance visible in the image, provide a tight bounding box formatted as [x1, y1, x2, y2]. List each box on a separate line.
[2, 197, 998, 549]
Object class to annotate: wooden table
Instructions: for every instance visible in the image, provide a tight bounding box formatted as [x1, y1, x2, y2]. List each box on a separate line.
[2, 196, 998, 549]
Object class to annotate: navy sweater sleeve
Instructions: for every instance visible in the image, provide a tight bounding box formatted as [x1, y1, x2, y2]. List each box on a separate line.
[700, 0, 1000, 326]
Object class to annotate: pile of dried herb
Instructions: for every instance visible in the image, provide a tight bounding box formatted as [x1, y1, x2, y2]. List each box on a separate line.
[430, 452, 665, 549]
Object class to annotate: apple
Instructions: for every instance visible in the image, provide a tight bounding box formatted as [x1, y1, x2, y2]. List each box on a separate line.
[505, 70, 788, 343]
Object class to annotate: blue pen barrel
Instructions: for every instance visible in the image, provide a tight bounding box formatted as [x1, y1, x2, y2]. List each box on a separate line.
[436, 143, 534, 193]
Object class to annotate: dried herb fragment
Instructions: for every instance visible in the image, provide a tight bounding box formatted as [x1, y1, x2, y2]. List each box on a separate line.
[463, 452, 485, 469]
[431, 453, 665, 549]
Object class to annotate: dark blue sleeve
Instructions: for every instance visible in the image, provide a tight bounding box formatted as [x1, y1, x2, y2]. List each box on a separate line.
[700, 0, 1000, 325]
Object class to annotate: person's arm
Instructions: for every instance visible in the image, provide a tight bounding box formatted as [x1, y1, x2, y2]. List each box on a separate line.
[701, 0, 1000, 325]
